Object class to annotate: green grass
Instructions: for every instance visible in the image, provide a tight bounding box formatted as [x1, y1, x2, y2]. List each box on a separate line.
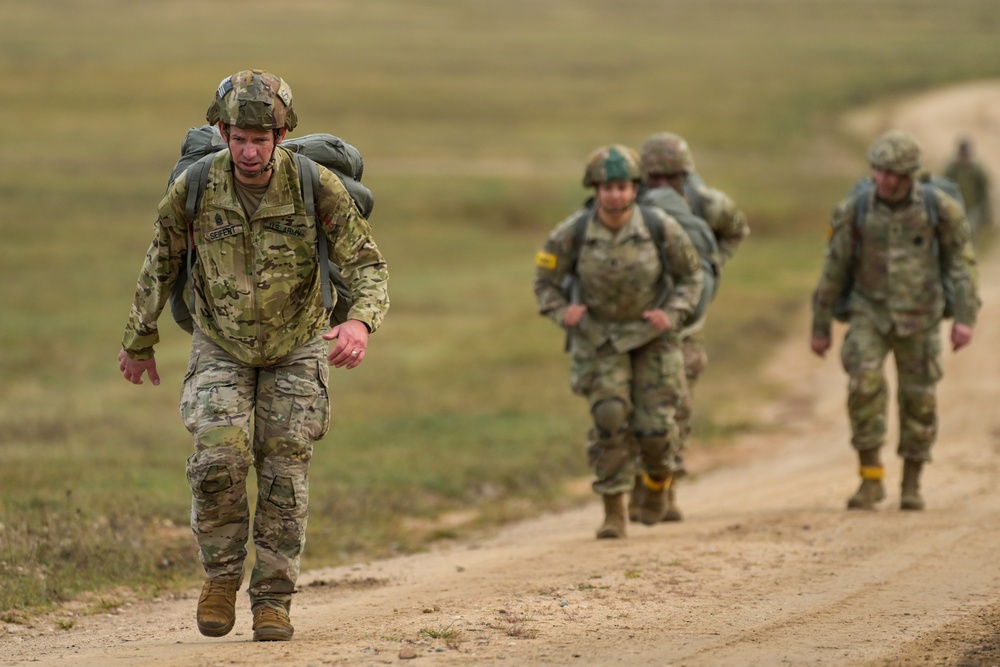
[2, 0, 999, 613]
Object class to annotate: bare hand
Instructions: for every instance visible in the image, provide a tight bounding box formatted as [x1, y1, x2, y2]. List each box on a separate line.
[563, 304, 588, 328]
[118, 348, 160, 386]
[810, 335, 831, 358]
[642, 309, 672, 332]
[323, 319, 370, 369]
[951, 322, 974, 352]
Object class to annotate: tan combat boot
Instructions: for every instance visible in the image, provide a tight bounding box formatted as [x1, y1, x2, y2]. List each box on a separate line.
[253, 606, 295, 642]
[900, 459, 925, 511]
[596, 493, 627, 539]
[196, 577, 241, 637]
[847, 466, 886, 510]
[627, 474, 644, 523]
[638, 473, 671, 525]
[661, 484, 683, 522]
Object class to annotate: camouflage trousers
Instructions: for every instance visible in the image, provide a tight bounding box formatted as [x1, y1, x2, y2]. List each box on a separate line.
[840, 315, 942, 461]
[571, 333, 686, 495]
[671, 332, 708, 474]
[180, 328, 330, 611]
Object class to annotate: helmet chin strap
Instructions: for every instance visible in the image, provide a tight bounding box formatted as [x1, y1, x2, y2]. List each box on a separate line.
[599, 196, 636, 215]
[234, 154, 276, 180]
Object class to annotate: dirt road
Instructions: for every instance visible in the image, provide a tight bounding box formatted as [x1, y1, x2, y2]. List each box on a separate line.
[6, 83, 1000, 667]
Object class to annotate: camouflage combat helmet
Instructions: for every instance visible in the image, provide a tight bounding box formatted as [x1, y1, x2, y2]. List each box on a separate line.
[206, 69, 298, 131]
[582, 145, 642, 187]
[639, 132, 695, 177]
[867, 130, 921, 174]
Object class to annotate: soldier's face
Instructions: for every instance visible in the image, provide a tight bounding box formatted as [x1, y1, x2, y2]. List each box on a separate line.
[223, 125, 286, 184]
[596, 180, 637, 214]
[872, 168, 912, 203]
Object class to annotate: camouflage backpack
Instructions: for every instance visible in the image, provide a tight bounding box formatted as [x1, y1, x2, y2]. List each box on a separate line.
[832, 175, 964, 322]
[638, 183, 720, 326]
[165, 125, 375, 333]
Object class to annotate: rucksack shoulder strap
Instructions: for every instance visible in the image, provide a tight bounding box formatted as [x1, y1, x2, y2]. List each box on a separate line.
[567, 207, 592, 275]
[292, 152, 333, 310]
[182, 153, 217, 317]
[920, 182, 940, 228]
[852, 180, 874, 233]
[683, 178, 706, 219]
[638, 205, 669, 279]
[184, 153, 216, 223]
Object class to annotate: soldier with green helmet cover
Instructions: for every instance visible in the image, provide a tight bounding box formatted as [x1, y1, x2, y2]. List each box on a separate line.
[811, 129, 979, 512]
[118, 69, 389, 641]
[633, 132, 749, 522]
[534, 144, 703, 539]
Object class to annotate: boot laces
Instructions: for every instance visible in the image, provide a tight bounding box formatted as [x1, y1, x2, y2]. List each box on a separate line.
[255, 607, 288, 625]
[203, 579, 238, 598]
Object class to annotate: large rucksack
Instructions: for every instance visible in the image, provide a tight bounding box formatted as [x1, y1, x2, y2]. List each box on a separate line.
[639, 184, 720, 326]
[165, 125, 374, 333]
[832, 175, 963, 322]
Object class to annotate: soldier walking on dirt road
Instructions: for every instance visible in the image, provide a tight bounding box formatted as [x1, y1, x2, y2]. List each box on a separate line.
[534, 145, 702, 538]
[810, 130, 979, 512]
[632, 132, 749, 523]
[117, 70, 389, 641]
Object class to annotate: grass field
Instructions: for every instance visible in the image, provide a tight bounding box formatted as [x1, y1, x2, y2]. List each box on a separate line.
[2, 0, 999, 613]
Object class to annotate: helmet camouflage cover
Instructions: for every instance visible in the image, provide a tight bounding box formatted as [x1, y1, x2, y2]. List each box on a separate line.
[582, 144, 642, 187]
[639, 132, 695, 176]
[867, 130, 921, 174]
[205, 69, 298, 131]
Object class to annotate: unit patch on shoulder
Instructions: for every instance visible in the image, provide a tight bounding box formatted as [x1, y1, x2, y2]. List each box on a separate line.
[535, 251, 558, 270]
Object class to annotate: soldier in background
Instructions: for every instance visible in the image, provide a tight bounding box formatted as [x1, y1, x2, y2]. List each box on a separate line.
[633, 133, 750, 522]
[944, 138, 992, 235]
[118, 70, 389, 641]
[810, 130, 978, 512]
[534, 145, 703, 538]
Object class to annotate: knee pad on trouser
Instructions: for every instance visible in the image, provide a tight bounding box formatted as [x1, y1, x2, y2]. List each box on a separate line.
[592, 398, 628, 438]
[847, 369, 888, 449]
[897, 383, 936, 461]
[186, 430, 253, 578]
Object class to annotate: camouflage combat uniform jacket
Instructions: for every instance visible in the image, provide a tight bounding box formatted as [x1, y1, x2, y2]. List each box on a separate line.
[122, 146, 389, 366]
[534, 205, 703, 353]
[811, 183, 979, 338]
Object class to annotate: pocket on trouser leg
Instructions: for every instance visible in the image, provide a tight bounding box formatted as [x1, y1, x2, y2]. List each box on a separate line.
[570, 350, 598, 397]
[181, 364, 247, 436]
[268, 364, 330, 442]
[252, 456, 310, 597]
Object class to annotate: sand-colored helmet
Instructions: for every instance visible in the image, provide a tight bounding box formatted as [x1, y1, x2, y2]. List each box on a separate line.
[867, 130, 921, 174]
[582, 145, 643, 187]
[639, 132, 695, 176]
[205, 69, 298, 131]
